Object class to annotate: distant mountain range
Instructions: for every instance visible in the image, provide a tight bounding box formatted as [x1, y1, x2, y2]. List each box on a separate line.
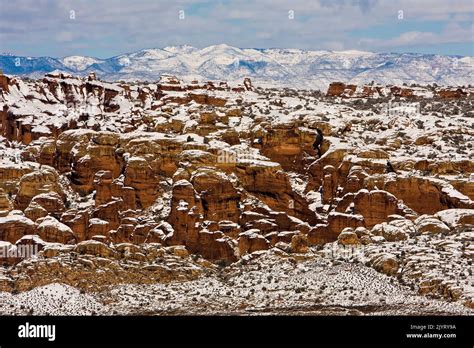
[1, 44, 472, 90]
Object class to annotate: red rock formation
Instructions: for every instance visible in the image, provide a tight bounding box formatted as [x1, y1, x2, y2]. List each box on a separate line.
[14, 167, 65, 210]
[36, 216, 76, 244]
[336, 189, 403, 228]
[70, 132, 122, 194]
[164, 180, 203, 250]
[92, 198, 123, 231]
[436, 88, 467, 99]
[390, 86, 414, 98]
[194, 230, 237, 263]
[259, 122, 315, 172]
[0, 188, 12, 214]
[0, 73, 10, 92]
[191, 170, 240, 223]
[366, 176, 474, 215]
[88, 218, 110, 238]
[0, 215, 36, 243]
[0, 73, 472, 272]
[124, 156, 161, 209]
[308, 212, 364, 245]
[24, 202, 48, 221]
[326, 82, 346, 97]
[61, 209, 89, 242]
[0, 241, 19, 265]
[238, 229, 270, 255]
[326, 82, 357, 97]
[290, 233, 309, 253]
[29, 192, 65, 218]
[189, 92, 227, 106]
[236, 160, 317, 224]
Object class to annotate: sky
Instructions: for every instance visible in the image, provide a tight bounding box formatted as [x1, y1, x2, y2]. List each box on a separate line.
[0, 0, 473, 58]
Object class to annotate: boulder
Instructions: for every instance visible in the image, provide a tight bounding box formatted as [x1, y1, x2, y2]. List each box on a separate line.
[328, 212, 365, 236]
[30, 191, 65, 217]
[369, 253, 399, 276]
[435, 209, 474, 229]
[0, 215, 36, 243]
[36, 216, 76, 244]
[74, 240, 115, 258]
[370, 219, 414, 241]
[24, 201, 48, 221]
[337, 228, 360, 245]
[88, 218, 110, 237]
[415, 215, 451, 234]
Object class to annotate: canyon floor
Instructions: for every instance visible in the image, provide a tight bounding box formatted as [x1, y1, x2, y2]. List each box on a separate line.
[0, 253, 471, 316]
[0, 72, 472, 315]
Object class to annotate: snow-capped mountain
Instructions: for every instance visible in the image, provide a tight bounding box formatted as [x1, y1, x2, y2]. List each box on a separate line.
[62, 56, 103, 71]
[1, 44, 472, 90]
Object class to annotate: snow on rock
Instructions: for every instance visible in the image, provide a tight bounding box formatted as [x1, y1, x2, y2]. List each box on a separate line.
[436, 209, 474, 229]
[0, 71, 473, 313]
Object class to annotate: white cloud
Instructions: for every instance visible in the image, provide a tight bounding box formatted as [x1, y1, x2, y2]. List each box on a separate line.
[359, 22, 474, 49]
[0, 0, 472, 56]
[55, 31, 75, 42]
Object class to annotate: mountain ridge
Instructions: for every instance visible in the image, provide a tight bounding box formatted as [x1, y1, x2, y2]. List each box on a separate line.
[1, 45, 472, 90]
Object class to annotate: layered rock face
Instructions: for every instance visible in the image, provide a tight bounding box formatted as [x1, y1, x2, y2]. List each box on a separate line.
[0, 72, 473, 309]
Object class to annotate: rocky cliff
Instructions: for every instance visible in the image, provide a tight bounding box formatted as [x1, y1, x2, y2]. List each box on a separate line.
[0, 71, 472, 311]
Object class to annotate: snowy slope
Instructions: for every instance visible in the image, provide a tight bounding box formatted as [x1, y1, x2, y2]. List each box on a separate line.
[62, 56, 103, 71]
[0, 45, 472, 90]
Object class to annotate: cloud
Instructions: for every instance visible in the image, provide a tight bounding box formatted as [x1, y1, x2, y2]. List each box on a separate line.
[319, 0, 379, 13]
[359, 22, 474, 49]
[55, 31, 75, 42]
[0, 0, 472, 56]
